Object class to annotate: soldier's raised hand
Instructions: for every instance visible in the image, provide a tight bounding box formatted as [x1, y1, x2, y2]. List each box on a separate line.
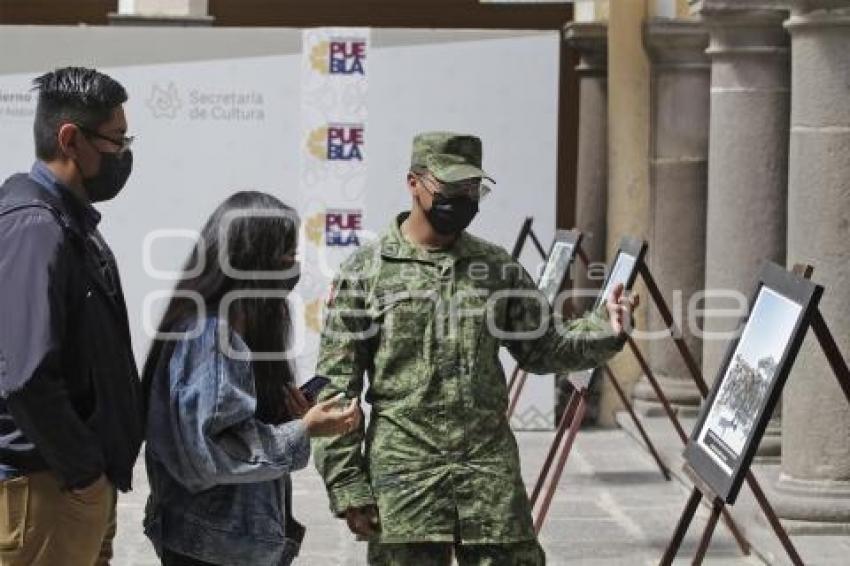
[606, 283, 639, 336]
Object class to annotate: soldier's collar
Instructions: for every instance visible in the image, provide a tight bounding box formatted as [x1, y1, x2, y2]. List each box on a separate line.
[380, 212, 488, 262]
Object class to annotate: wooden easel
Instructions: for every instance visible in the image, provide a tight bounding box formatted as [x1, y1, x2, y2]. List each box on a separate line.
[530, 240, 750, 556]
[661, 264, 849, 566]
[528, 356, 676, 535]
[510, 216, 548, 264]
[507, 230, 671, 489]
[662, 464, 729, 566]
[506, 217, 549, 404]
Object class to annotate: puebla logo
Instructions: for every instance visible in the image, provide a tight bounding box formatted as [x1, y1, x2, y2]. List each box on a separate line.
[305, 210, 363, 248]
[307, 124, 365, 162]
[310, 38, 367, 76]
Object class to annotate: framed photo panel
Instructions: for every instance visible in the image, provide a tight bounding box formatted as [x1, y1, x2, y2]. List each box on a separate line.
[570, 236, 647, 389]
[593, 236, 647, 311]
[537, 229, 582, 306]
[685, 261, 823, 503]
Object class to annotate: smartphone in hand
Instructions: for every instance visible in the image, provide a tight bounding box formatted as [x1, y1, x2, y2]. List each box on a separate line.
[299, 374, 332, 404]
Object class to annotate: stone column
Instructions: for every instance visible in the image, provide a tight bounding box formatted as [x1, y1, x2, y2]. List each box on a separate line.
[632, 18, 709, 417]
[697, 1, 790, 382]
[774, 0, 850, 532]
[695, 0, 791, 459]
[565, 21, 608, 308]
[563, 21, 608, 423]
[599, 0, 652, 428]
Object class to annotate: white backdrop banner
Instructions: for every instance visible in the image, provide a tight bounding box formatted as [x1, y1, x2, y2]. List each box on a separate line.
[296, 28, 370, 382]
[0, 27, 559, 429]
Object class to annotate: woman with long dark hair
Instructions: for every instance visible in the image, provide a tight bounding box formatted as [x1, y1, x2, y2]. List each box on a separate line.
[142, 191, 359, 566]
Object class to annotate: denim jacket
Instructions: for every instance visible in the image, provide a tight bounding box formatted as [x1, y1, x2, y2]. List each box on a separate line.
[144, 317, 311, 566]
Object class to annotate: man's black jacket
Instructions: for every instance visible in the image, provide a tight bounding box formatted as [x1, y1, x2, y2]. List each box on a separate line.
[0, 173, 143, 491]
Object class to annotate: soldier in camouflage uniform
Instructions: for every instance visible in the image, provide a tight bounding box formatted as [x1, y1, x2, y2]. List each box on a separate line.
[313, 132, 637, 565]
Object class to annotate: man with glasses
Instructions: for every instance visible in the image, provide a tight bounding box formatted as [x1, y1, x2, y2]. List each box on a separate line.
[314, 132, 637, 564]
[0, 67, 141, 565]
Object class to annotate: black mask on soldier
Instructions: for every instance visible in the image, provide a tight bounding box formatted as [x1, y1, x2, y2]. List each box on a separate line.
[424, 192, 479, 235]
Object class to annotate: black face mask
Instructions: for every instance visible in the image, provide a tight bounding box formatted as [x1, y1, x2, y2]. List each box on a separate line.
[425, 192, 479, 235]
[79, 150, 133, 203]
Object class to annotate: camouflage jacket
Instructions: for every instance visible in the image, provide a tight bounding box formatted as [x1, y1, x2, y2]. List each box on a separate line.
[313, 213, 626, 544]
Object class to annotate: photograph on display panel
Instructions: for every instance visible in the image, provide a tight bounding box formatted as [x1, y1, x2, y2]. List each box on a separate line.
[685, 262, 823, 503]
[696, 288, 801, 475]
[592, 236, 646, 310]
[570, 237, 646, 389]
[539, 241, 575, 304]
[537, 230, 581, 306]
[595, 253, 637, 309]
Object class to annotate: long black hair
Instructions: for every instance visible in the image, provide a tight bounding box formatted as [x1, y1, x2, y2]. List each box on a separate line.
[142, 191, 300, 425]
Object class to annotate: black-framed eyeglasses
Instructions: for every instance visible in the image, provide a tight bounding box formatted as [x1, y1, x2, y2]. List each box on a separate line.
[76, 124, 135, 155]
[416, 174, 491, 201]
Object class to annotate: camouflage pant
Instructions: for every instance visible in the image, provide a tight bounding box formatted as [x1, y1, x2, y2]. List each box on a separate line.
[367, 539, 545, 566]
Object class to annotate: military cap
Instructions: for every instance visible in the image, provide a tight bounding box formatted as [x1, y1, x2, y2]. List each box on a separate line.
[410, 131, 495, 184]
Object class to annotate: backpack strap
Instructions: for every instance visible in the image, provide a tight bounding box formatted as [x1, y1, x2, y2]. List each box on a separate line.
[0, 200, 81, 247]
[0, 200, 74, 233]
